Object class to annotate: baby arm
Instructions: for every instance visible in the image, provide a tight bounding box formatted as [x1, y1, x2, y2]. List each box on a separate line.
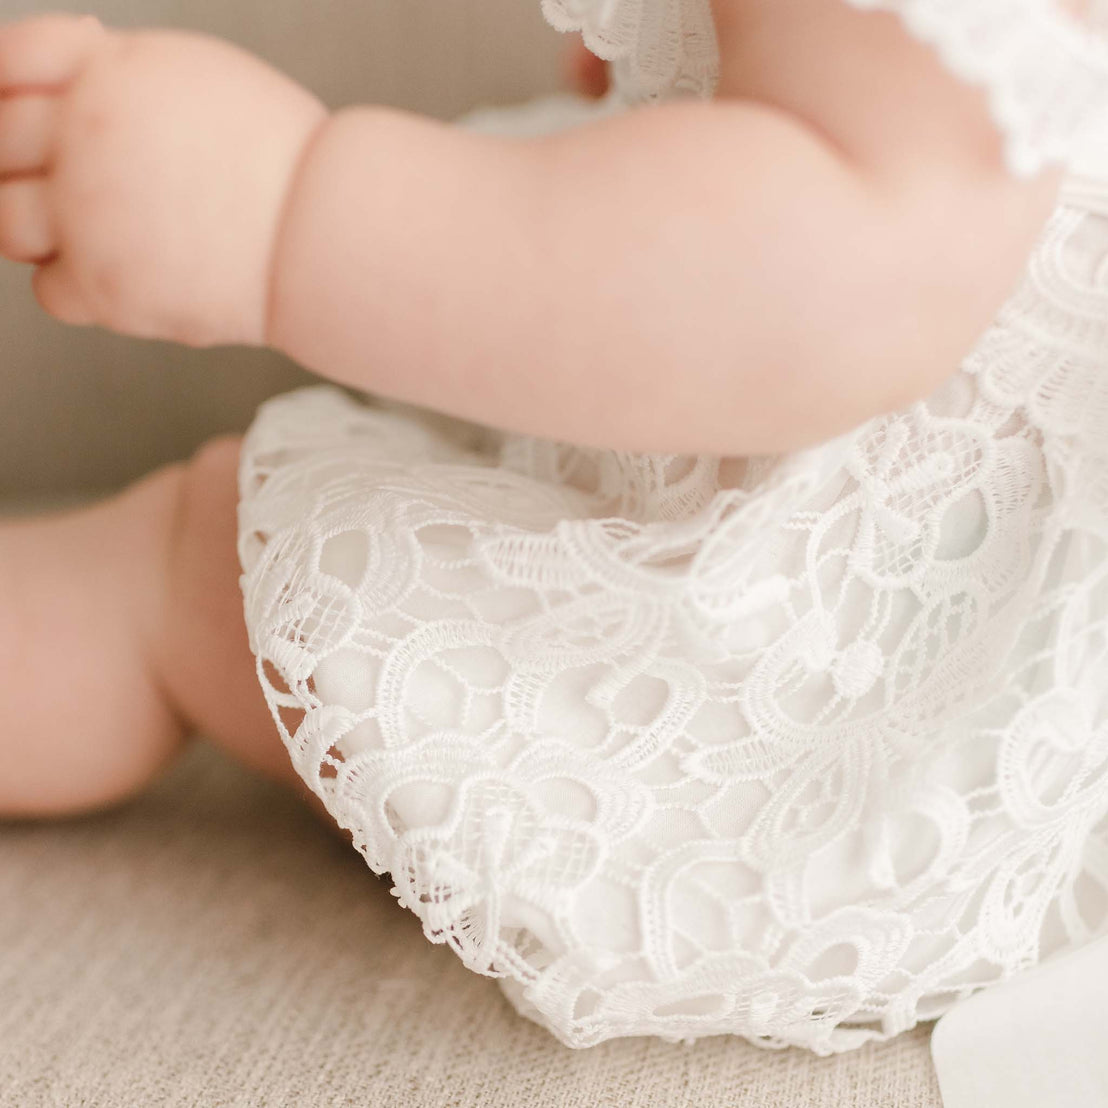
[270, 0, 1063, 454]
[0, 9, 1061, 456]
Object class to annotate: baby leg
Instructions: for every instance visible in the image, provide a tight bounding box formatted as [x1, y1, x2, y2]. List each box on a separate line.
[0, 437, 295, 817]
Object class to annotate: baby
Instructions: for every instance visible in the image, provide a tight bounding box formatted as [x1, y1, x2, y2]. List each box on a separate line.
[0, 1, 1057, 811]
[0, 0, 1102, 1052]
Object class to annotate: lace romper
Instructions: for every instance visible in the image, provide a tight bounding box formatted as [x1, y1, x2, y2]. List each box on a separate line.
[237, 0, 1108, 1053]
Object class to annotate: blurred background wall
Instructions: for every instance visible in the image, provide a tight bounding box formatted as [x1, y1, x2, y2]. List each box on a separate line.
[0, 0, 563, 498]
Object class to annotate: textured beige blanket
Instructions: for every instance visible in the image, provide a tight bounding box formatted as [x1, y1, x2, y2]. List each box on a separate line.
[0, 743, 941, 1107]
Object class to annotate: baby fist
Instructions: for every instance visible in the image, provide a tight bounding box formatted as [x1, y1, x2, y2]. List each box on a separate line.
[0, 15, 326, 347]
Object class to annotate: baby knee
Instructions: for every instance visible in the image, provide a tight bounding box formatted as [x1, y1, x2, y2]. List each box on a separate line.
[180, 435, 243, 503]
[164, 436, 243, 566]
[157, 434, 245, 635]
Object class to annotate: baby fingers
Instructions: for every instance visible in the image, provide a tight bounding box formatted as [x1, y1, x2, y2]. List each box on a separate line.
[0, 14, 105, 93]
[32, 258, 94, 325]
[0, 177, 54, 262]
[0, 95, 59, 177]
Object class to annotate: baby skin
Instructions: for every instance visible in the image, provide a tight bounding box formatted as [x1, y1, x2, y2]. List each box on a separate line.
[0, 6, 1064, 816]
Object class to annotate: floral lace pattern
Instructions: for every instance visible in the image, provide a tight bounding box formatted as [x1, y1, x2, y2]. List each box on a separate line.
[543, 0, 1108, 176]
[236, 1, 1108, 1053]
[239, 181, 1108, 1052]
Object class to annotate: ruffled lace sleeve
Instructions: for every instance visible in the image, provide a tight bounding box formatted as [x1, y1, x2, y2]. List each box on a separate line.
[542, 0, 1108, 177]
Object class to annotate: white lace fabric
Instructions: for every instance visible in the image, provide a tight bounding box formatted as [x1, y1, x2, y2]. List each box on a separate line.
[239, 0, 1108, 1052]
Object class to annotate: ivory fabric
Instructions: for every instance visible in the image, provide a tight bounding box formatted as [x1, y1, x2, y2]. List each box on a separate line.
[238, 0, 1108, 1054]
[931, 934, 1108, 1108]
[0, 742, 942, 1107]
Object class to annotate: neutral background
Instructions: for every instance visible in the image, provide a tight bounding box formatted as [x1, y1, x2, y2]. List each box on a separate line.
[0, 0, 563, 498]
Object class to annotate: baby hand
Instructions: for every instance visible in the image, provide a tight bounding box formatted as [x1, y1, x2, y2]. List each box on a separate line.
[0, 15, 326, 346]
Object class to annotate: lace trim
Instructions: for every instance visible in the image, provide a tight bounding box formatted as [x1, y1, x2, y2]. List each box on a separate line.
[540, 0, 718, 101]
[542, 0, 1108, 176]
